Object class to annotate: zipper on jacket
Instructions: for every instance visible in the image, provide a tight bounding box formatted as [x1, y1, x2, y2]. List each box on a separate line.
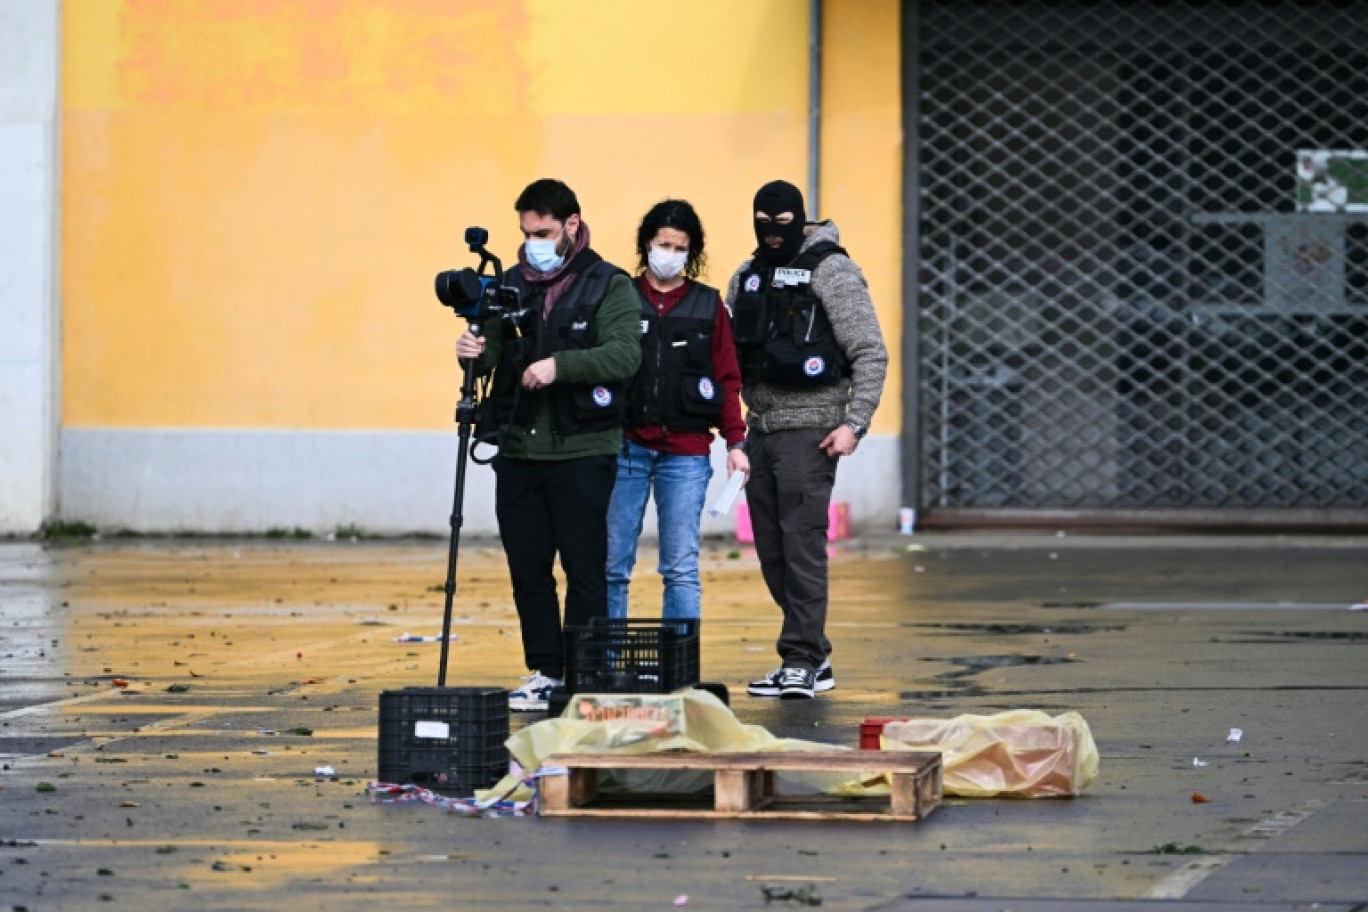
[651, 292, 667, 437]
[535, 300, 564, 445]
[654, 326, 666, 435]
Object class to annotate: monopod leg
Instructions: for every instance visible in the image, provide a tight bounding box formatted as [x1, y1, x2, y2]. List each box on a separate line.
[437, 346, 481, 687]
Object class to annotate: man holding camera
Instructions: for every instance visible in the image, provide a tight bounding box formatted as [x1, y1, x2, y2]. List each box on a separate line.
[457, 178, 641, 711]
[727, 179, 888, 700]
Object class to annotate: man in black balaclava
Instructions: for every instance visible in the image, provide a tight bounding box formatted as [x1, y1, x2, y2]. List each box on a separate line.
[726, 178, 889, 700]
[752, 179, 807, 266]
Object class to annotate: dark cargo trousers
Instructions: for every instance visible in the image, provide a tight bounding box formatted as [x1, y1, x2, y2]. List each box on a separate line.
[493, 453, 617, 679]
[745, 427, 838, 671]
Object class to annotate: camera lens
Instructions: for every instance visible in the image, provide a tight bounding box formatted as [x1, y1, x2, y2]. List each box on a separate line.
[435, 268, 483, 309]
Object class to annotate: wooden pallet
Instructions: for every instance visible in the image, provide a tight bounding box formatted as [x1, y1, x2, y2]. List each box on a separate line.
[537, 750, 942, 822]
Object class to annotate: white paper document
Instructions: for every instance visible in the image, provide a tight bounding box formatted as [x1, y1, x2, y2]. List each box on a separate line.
[707, 471, 747, 518]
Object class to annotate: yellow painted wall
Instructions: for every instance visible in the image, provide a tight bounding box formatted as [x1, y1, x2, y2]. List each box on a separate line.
[62, 0, 903, 433]
[821, 0, 903, 436]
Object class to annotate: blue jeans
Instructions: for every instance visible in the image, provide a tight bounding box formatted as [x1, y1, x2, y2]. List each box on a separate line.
[606, 439, 714, 620]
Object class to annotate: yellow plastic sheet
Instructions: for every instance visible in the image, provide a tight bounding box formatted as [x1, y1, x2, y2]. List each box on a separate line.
[880, 710, 1099, 798]
[478, 689, 860, 803]
[476, 693, 1097, 804]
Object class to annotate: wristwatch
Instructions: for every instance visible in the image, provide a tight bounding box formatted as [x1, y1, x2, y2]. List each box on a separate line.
[843, 418, 867, 440]
[728, 439, 748, 453]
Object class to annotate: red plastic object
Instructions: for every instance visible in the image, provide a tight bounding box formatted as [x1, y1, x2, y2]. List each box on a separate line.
[860, 717, 909, 749]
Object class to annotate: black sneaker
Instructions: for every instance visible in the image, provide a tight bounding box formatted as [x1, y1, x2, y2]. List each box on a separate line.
[778, 666, 816, 699]
[747, 660, 835, 697]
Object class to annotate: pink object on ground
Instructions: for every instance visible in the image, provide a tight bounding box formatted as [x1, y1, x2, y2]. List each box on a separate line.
[737, 502, 851, 542]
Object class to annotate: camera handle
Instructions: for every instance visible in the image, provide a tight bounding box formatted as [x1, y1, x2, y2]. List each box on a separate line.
[466, 226, 505, 288]
[437, 321, 484, 687]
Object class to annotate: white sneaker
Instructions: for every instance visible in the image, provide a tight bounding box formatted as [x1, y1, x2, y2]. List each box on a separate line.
[746, 659, 835, 697]
[508, 672, 561, 712]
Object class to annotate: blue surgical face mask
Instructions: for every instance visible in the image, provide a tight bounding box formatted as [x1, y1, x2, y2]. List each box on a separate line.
[525, 235, 565, 273]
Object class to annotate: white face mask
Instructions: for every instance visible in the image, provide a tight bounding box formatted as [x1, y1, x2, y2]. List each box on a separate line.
[525, 235, 565, 273]
[648, 246, 687, 281]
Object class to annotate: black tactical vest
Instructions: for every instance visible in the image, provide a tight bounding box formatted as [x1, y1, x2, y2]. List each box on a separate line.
[482, 258, 628, 438]
[730, 241, 849, 387]
[624, 281, 724, 434]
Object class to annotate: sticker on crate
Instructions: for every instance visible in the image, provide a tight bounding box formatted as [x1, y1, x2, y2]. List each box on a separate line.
[414, 720, 450, 739]
[569, 693, 686, 735]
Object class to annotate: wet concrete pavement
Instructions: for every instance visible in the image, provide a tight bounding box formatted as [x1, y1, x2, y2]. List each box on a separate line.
[1, 533, 1366, 910]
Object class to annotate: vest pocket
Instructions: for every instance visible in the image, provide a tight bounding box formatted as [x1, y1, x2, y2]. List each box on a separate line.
[759, 335, 845, 387]
[683, 330, 712, 368]
[561, 314, 597, 349]
[731, 295, 768, 346]
[567, 381, 624, 432]
[678, 373, 723, 421]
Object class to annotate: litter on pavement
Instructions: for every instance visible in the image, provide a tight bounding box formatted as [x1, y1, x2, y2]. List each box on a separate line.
[391, 633, 459, 643]
[366, 781, 532, 817]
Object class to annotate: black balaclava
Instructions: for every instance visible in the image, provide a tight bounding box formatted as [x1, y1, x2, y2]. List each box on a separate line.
[753, 180, 807, 266]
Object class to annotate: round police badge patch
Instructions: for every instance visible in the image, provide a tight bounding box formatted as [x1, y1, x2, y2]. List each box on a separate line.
[592, 386, 613, 407]
[698, 377, 716, 400]
[744, 274, 762, 293]
[803, 356, 826, 377]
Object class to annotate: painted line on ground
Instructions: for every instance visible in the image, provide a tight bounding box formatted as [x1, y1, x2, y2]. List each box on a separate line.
[1104, 601, 1354, 610]
[1140, 799, 1328, 899]
[0, 689, 121, 720]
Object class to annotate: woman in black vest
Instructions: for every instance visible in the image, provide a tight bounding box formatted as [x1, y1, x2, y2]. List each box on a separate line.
[605, 199, 749, 621]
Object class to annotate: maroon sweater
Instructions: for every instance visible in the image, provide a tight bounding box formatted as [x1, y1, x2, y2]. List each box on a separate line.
[627, 274, 746, 456]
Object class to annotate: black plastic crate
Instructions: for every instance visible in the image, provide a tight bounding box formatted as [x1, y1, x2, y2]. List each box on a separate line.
[562, 618, 700, 695]
[384, 752, 508, 794]
[377, 686, 509, 793]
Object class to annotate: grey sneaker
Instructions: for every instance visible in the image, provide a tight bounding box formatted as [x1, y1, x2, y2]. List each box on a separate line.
[747, 660, 834, 697]
[778, 666, 816, 699]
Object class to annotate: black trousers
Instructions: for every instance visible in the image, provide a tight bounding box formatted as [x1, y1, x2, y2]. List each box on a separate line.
[745, 427, 838, 671]
[494, 454, 617, 679]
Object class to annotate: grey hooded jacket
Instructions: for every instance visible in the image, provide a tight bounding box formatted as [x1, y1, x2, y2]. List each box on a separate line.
[725, 220, 888, 434]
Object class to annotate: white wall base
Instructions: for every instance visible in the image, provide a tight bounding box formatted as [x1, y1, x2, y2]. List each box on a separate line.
[58, 428, 901, 537]
[0, 1, 59, 535]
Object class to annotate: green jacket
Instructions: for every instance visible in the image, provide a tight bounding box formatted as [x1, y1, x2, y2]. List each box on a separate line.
[475, 271, 641, 460]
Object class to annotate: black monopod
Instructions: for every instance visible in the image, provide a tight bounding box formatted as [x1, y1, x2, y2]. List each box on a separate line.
[432, 227, 512, 686]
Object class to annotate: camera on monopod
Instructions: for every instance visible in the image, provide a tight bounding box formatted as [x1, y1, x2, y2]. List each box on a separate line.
[434, 226, 520, 324]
